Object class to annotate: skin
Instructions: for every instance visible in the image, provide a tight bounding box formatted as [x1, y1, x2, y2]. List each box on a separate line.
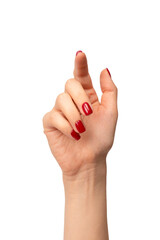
[43, 51, 118, 240]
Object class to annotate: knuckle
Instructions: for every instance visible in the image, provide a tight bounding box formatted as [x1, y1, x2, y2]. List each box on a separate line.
[65, 78, 75, 90]
[50, 109, 57, 121]
[56, 92, 66, 103]
[112, 82, 118, 93]
[42, 112, 48, 123]
[114, 85, 118, 93]
[42, 112, 50, 128]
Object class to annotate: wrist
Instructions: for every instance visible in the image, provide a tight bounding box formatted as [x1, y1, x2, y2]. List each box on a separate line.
[63, 156, 107, 196]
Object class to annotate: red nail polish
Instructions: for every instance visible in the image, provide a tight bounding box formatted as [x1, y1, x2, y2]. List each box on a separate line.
[82, 102, 93, 115]
[106, 68, 111, 77]
[71, 129, 81, 140]
[76, 50, 82, 56]
[75, 120, 86, 133]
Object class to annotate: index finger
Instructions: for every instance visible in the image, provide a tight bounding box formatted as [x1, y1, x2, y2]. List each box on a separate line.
[73, 51, 93, 89]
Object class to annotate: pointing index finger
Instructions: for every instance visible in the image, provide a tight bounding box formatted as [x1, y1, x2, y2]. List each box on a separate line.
[73, 51, 93, 89]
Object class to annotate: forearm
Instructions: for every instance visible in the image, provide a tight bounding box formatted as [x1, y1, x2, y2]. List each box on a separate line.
[63, 158, 109, 240]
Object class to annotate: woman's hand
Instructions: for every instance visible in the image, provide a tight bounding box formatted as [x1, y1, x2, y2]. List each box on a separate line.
[43, 51, 118, 240]
[43, 51, 118, 176]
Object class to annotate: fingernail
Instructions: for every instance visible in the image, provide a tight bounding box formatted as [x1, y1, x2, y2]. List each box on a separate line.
[76, 50, 82, 56]
[71, 129, 81, 140]
[82, 102, 93, 115]
[75, 120, 86, 133]
[106, 68, 111, 77]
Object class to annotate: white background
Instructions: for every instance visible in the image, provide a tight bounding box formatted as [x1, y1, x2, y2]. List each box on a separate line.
[0, 0, 160, 239]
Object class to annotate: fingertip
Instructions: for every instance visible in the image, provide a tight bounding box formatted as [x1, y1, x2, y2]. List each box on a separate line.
[82, 102, 93, 116]
[100, 68, 107, 79]
[75, 51, 87, 65]
[106, 68, 111, 78]
[74, 51, 90, 81]
[100, 68, 117, 93]
[76, 50, 83, 56]
[100, 68, 111, 78]
[71, 129, 81, 140]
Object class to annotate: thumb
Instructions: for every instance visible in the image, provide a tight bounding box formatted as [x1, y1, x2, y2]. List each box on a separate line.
[100, 68, 118, 110]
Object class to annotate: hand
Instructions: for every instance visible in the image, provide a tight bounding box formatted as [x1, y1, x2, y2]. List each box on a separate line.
[43, 51, 118, 176]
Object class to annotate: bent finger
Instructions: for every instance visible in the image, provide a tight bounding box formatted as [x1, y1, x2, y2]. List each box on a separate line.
[54, 92, 86, 134]
[43, 109, 81, 141]
[65, 78, 93, 116]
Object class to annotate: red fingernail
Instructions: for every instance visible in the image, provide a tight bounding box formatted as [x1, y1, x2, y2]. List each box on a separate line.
[76, 50, 82, 56]
[82, 102, 93, 115]
[75, 120, 86, 133]
[71, 129, 81, 140]
[106, 68, 111, 77]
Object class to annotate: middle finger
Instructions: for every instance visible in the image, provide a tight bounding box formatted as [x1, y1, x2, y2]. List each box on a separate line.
[65, 78, 93, 116]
